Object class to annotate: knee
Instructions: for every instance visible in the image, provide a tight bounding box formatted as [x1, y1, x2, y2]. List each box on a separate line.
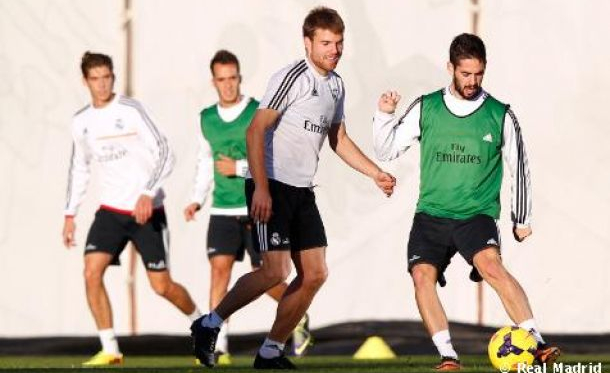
[83, 267, 104, 285]
[261, 265, 291, 285]
[475, 251, 507, 282]
[411, 265, 436, 291]
[211, 265, 231, 281]
[479, 262, 507, 283]
[150, 278, 173, 297]
[302, 267, 328, 290]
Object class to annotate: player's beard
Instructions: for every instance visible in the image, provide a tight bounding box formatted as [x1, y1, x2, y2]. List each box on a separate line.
[309, 51, 341, 74]
[453, 76, 481, 100]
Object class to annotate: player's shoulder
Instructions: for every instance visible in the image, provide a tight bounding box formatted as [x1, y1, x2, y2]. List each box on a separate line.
[73, 103, 91, 119]
[116, 94, 144, 110]
[200, 102, 217, 116]
[423, 88, 445, 100]
[480, 91, 512, 120]
[71, 104, 91, 131]
[71, 101, 95, 130]
[481, 90, 507, 106]
[269, 59, 308, 84]
[116, 94, 154, 120]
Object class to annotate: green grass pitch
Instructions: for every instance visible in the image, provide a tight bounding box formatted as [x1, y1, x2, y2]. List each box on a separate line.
[0, 355, 609, 372]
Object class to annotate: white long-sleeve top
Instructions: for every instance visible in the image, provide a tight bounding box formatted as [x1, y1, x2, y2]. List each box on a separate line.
[373, 87, 532, 227]
[64, 94, 174, 216]
[189, 96, 250, 216]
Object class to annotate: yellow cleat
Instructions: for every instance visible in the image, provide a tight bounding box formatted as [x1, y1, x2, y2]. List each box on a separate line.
[217, 352, 232, 366]
[82, 351, 124, 366]
[292, 313, 313, 357]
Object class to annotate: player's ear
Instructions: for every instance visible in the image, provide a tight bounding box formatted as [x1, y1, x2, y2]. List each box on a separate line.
[447, 61, 455, 75]
[304, 36, 313, 55]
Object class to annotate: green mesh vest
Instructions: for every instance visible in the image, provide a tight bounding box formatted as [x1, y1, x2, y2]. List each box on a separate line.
[417, 89, 508, 219]
[200, 98, 258, 208]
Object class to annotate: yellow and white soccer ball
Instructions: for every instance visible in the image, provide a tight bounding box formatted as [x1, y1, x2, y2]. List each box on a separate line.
[488, 326, 538, 372]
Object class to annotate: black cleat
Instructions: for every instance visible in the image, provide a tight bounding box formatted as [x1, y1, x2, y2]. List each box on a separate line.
[190, 316, 220, 367]
[253, 353, 297, 370]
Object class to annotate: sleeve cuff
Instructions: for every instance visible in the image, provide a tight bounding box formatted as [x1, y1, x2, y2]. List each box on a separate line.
[142, 189, 157, 198]
[235, 159, 249, 178]
[374, 109, 395, 121]
[190, 196, 206, 206]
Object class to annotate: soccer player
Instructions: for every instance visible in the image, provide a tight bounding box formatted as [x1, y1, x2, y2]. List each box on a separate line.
[184, 50, 312, 364]
[373, 34, 560, 371]
[190, 7, 396, 369]
[62, 52, 201, 366]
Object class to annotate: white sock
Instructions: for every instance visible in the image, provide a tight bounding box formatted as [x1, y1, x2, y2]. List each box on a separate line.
[216, 323, 229, 353]
[200, 311, 223, 328]
[187, 308, 202, 322]
[432, 330, 458, 359]
[519, 319, 545, 344]
[258, 338, 285, 359]
[99, 328, 120, 355]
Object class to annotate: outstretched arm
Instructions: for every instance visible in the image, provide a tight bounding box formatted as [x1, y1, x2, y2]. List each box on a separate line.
[328, 121, 396, 197]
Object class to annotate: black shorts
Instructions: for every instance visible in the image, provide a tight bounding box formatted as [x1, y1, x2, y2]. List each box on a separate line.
[85, 207, 169, 271]
[245, 179, 327, 252]
[207, 215, 261, 267]
[407, 212, 501, 286]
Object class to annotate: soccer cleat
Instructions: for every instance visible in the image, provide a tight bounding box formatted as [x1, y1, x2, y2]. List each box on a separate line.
[190, 316, 220, 367]
[216, 351, 232, 366]
[253, 352, 297, 370]
[534, 344, 561, 366]
[435, 356, 462, 371]
[292, 313, 313, 357]
[82, 351, 123, 366]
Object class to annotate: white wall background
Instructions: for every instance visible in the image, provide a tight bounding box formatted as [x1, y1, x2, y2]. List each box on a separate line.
[0, 0, 608, 337]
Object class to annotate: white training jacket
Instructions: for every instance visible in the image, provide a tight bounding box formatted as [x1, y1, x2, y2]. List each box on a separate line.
[64, 94, 174, 216]
[373, 87, 532, 227]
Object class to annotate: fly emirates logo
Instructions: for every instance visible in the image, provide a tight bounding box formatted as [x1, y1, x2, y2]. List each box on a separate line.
[435, 143, 481, 165]
[303, 115, 330, 135]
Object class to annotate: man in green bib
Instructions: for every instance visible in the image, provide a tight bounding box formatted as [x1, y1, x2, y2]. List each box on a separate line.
[373, 34, 560, 371]
[184, 50, 311, 364]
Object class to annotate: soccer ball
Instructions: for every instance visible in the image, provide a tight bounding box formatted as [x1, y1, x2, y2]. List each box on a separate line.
[488, 326, 538, 372]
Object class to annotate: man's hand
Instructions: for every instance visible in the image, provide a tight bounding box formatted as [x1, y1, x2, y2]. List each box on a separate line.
[378, 90, 401, 114]
[184, 202, 201, 222]
[62, 216, 76, 249]
[513, 226, 532, 242]
[133, 195, 153, 224]
[374, 170, 397, 197]
[215, 154, 236, 176]
[250, 186, 272, 223]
